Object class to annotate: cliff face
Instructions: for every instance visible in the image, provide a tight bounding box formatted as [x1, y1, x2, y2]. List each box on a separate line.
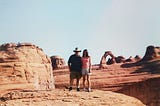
[0, 43, 55, 94]
[117, 77, 160, 106]
[116, 57, 160, 106]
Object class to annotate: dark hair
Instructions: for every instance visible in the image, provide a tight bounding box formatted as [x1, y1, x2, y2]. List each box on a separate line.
[82, 49, 89, 57]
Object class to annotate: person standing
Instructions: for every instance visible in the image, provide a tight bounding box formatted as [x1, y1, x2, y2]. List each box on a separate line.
[68, 47, 82, 91]
[81, 49, 92, 92]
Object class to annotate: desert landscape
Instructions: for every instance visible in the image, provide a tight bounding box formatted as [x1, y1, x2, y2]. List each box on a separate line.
[0, 43, 159, 106]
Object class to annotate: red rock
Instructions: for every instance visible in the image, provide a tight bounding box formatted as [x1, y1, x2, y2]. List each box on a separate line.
[50, 55, 65, 69]
[0, 43, 55, 94]
[99, 51, 116, 68]
[54, 55, 160, 106]
[142, 45, 160, 61]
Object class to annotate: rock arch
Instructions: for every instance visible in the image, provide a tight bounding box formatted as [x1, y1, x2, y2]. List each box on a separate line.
[99, 51, 116, 68]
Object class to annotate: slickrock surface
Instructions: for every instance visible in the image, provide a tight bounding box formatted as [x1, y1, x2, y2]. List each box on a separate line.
[0, 89, 145, 106]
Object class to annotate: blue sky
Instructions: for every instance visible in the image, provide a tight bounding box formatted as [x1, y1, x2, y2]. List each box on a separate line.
[0, 0, 160, 64]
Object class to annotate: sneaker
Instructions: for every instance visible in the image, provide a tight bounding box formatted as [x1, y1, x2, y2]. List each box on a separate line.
[88, 88, 91, 92]
[83, 88, 87, 91]
[69, 87, 72, 91]
[77, 88, 80, 91]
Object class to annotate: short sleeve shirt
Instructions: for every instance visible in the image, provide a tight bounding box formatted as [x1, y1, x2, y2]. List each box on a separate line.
[81, 57, 90, 69]
[68, 54, 82, 72]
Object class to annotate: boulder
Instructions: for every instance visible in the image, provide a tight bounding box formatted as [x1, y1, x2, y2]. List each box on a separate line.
[50, 56, 65, 69]
[0, 43, 55, 93]
[125, 56, 134, 62]
[115, 56, 126, 63]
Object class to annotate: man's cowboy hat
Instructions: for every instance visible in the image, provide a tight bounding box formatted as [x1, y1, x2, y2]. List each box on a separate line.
[73, 47, 81, 52]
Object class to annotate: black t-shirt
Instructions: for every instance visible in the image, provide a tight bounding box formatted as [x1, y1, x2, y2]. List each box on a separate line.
[68, 54, 82, 72]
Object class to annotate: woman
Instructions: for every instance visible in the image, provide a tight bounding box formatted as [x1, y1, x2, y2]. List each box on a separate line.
[81, 49, 92, 92]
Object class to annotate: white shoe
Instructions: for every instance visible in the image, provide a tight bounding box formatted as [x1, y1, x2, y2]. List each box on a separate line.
[88, 88, 91, 92]
[83, 88, 87, 91]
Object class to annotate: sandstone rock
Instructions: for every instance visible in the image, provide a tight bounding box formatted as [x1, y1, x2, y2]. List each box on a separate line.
[125, 56, 134, 62]
[115, 56, 126, 63]
[0, 43, 55, 93]
[134, 55, 141, 61]
[0, 89, 145, 106]
[118, 77, 160, 106]
[142, 45, 160, 61]
[99, 51, 116, 68]
[54, 57, 160, 106]
[125, 55, 142, 63]
[50, 55, 65, 69]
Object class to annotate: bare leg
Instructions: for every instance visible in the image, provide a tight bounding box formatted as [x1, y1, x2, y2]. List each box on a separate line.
[70, 79, 74, 87]
[87, 75, 91, 91]
[82, 75, 86, 89]
[76, 78, 80, 88]
[76, 78, 81, 91]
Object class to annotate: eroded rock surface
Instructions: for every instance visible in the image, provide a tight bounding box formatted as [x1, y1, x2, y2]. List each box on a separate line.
[54, 46, 160, 106]
[50, 55, 65, 69]
[0, 89, 145, 106]
[0, 43, 55, 94]
[142, 45, 160, 61]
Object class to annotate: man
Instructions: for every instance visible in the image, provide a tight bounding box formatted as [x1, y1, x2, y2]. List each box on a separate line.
[68, 47, 82, 91]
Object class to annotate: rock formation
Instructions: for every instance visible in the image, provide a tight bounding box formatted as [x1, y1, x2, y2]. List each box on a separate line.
[99, 51, 116, 68]
[100, 51, 142, 69]
[0, 43, 55, 93]
[134, 55, 141, 61]
[115, 56, 126, 63]
[50, 56, 65, 69]
[142, 45, 160, 61]
[54, 45, 160, 106]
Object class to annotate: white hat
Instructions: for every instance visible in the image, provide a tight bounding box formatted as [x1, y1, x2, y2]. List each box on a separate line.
[73, 47, 81, 52]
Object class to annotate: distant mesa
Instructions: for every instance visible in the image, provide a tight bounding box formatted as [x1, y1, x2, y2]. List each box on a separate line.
[50, 55, 66, 69]
[0, 42, 55, 93]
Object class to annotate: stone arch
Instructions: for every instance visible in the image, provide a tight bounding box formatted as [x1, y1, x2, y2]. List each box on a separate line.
[99, 51, 116, 69]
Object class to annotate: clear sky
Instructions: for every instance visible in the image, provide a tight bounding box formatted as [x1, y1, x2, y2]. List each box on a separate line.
[0, 0, 160, 64]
